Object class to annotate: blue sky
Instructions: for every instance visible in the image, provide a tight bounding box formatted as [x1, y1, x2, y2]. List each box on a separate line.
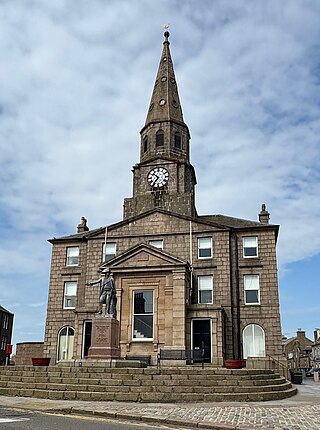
[0, 0, 319, 349]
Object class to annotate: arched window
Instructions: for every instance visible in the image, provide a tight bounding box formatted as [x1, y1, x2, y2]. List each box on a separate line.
[243, 324, 265, 359]
[57, 326, 74, 361]
[143, 136, 148, 153]
[156, 130, 164, 147]
[174, 132, 181, 149]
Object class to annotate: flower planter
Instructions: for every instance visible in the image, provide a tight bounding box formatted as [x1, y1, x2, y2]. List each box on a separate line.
[224, 359, 244, 369]
[32, 357, 51, 366]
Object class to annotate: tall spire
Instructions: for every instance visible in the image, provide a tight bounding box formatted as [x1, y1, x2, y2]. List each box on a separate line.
[144, 31, 185, 126]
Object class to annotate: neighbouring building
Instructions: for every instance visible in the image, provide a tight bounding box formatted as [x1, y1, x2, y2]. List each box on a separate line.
[0, 305, 14, 365]
[283, 329, 313, 370]
[43, 32, 283, 366]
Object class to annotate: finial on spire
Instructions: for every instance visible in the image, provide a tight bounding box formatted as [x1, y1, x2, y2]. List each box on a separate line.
[163, 23, 170, 42]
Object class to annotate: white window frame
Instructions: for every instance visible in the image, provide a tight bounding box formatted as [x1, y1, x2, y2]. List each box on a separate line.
[197, 237, 212, 259]
[63, 281, 77, 309]
[243, 324, 266, 358]
[103, 242, 116, 262]
[198, 275, 213, 304]
[243, 236, 258, 258]
[132, 290, 154, 341]
[148, 239, 163, 250]
[66, 246, 79, 266]
[244, 275, 260, 305]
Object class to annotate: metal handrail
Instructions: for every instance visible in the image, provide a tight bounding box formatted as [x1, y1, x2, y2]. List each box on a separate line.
[266, 353, 290, 378]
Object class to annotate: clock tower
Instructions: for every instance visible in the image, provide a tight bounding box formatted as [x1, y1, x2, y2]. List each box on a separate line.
[123, 31, 197, 219]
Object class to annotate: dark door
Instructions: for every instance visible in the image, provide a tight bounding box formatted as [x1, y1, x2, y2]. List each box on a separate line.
[82, 321, 92, 358]
[192, 319, 211, 363]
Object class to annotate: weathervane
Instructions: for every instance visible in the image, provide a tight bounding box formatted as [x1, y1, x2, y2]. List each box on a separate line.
[163, 23, 170, 42]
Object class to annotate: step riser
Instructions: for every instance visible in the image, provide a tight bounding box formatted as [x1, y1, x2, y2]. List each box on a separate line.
[0, 366, 295, 403]
[0, 386, 297, 402]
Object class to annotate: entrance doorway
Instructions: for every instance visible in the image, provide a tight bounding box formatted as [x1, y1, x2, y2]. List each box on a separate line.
[192, 319, 211, 363]
[82, 320, 92, 358]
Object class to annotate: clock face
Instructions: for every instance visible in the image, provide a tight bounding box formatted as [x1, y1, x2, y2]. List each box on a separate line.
[148, 167, 169, 188]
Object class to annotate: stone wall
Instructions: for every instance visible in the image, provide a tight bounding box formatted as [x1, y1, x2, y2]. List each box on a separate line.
[15, 342, 44, 365]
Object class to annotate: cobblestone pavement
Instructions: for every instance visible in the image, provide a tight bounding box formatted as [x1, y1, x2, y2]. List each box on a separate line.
[1, 379, 320, 430]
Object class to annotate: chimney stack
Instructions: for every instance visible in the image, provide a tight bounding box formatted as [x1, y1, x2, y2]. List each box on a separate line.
[77, 217, 89, 233]
[259, 204, 270, 224]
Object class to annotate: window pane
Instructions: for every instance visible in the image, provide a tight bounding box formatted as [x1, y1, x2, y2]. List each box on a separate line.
[244, 275, 259, 290]
[104, 243, 116, 261]
[199, 276, 212, 289]
[199, 290, 212, 304]
[199, 248, 211, 258]
[134, 291, 153, 314]
[65, 282, 77, 295]
[246, 290, 259, 304]
[65, 297, 76, 308]
[199, 238, 211, 248]
[244, 247, 257, 257]
[133, 315, 153, 339]
[149, 240, 163, 249]
[243, 237, 257, 247]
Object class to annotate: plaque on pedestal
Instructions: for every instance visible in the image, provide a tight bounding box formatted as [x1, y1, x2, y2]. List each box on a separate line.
[88, 317, 120, 359]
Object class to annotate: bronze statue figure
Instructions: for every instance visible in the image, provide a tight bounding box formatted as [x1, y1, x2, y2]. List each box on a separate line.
[86, 268, 117, 318]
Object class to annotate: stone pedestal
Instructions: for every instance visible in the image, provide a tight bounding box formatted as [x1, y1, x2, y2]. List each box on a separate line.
[88, 317, 120, 359]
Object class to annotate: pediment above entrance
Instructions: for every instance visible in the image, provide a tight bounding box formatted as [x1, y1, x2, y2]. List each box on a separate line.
[99, 243, 188, 273]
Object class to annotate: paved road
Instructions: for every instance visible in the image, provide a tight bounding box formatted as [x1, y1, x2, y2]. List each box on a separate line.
[1, 378, 320, 430]
[0, 408, 184, 430]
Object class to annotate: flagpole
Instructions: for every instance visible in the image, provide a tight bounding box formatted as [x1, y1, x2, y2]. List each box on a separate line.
[103, 226, 108, 262]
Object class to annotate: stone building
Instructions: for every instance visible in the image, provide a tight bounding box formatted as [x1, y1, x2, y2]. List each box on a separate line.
[44, 32, 283, 366]
[0, 305, 14, 365]
[283, 329, 313, 370]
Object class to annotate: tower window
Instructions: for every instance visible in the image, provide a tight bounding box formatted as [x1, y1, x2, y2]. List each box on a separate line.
[143, 137, 148, 153]
[156, 130, 164, 147]
[174, 132, 181, 149]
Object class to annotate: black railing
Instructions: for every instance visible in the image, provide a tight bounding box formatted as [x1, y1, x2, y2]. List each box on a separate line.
[157, 348, 205, 368]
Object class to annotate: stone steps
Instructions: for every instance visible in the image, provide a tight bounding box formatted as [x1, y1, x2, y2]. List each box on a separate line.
[0, 365, 297, 402]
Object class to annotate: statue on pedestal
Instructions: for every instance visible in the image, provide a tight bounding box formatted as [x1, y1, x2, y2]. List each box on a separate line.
[86, 268, 117, 318]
